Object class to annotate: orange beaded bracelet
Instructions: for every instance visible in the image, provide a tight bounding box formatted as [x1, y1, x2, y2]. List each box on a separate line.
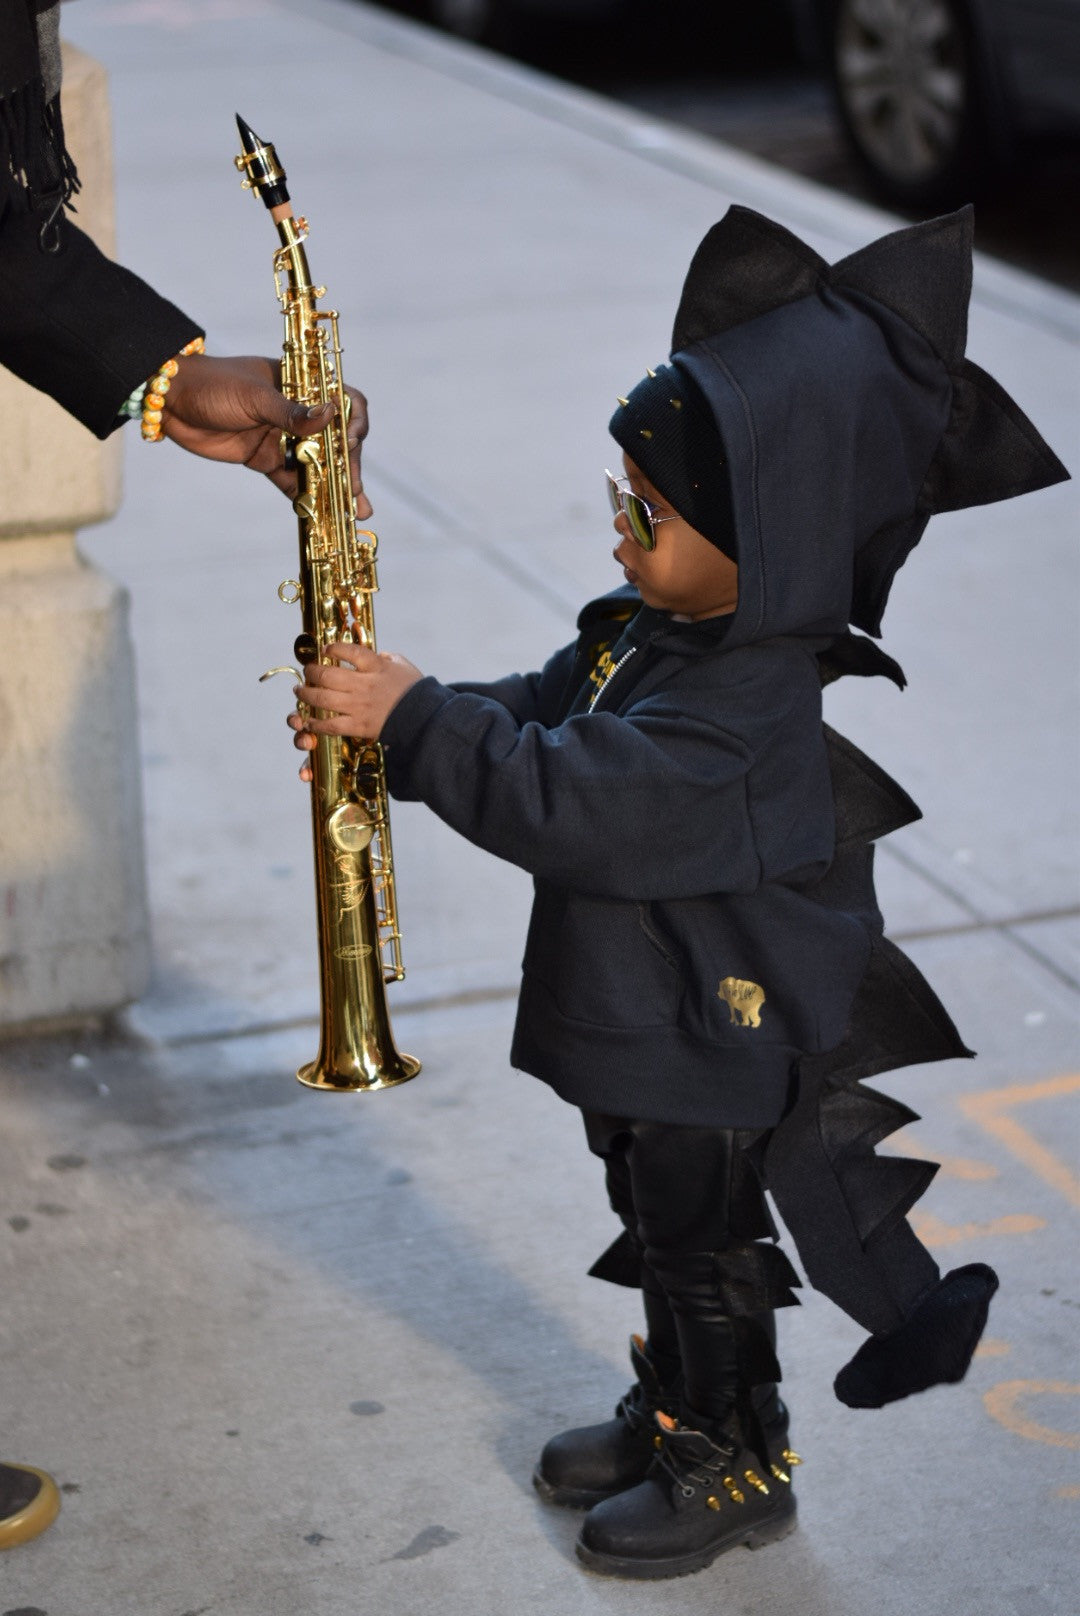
[141, 336, 206, 442]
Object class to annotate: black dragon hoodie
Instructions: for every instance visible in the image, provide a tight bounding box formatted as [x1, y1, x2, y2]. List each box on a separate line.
[382, 205, 1067, 1406]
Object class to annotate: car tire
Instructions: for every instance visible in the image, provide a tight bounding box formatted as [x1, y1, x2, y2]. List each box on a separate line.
[827, 0, 994, 208]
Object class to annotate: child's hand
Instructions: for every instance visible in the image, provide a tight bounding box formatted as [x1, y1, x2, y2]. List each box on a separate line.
[288, 643, 423, 781]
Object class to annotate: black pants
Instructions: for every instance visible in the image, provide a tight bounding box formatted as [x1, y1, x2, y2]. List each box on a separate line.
[583, 1111, 794, 1426]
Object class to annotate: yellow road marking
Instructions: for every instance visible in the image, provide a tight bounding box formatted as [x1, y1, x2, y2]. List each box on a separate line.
[911, 1211, 1045, 1249]
[886, 1129, 998, 1181]
[983, 1380, 1080, 1450]
[957, 1074, 1080, 1209]
[974, 1338, 1012, 1359]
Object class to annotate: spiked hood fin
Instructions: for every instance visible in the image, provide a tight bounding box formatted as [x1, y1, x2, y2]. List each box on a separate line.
[629, 205, 1068, 643]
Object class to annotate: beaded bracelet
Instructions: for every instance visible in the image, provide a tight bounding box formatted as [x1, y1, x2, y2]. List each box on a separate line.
[140, 335, 206, 442]
[118, 380, 148, 421]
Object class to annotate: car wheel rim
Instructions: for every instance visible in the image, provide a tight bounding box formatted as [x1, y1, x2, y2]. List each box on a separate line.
[835, 0, 968, 181]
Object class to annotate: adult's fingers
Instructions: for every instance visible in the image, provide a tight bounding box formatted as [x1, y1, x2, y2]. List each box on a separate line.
[283, 397, 337, 437]
[343, 387, 371, 512]
[266, 466, 300, 498]
[342, 385, 369, 448]
[261, 382, 368, 505]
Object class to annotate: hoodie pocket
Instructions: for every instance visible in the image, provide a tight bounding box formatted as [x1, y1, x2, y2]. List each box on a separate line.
[523, 888, 682, 1029]
[646, 891, 871, 1052]
[646, 896, 784, 1047]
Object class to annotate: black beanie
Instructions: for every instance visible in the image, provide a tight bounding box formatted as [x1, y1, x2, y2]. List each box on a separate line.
[609, 361, 735, 557]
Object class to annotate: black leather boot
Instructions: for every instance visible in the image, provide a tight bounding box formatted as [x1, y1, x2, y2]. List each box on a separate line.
[575, 1410, 798, 1579]
[532, 1335, 681, 1509]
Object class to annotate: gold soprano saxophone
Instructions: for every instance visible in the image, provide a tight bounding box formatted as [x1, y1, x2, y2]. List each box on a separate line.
[234, 115, 420, 1092]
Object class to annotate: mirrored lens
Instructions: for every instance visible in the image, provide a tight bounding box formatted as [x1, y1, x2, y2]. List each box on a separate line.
[624, 492, 656, 551]
[605, 470, 656, 552]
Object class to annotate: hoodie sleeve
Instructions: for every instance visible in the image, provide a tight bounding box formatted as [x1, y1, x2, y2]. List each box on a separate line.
[448, 640, 578, 728]
[448, 672, 543, 723]
[382, 674, 765, 901]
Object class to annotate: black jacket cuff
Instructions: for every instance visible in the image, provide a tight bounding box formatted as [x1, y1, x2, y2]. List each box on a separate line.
[0, 212, 203, 438]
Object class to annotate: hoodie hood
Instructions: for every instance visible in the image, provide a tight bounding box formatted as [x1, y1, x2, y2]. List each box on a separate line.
[612, 206, 1068, 651]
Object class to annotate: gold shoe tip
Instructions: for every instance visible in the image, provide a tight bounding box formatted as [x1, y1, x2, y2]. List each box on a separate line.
[0, 1466, 61, 1551]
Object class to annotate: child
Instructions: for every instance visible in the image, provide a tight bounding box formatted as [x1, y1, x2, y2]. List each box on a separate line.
[289, 206, 1067, 1580]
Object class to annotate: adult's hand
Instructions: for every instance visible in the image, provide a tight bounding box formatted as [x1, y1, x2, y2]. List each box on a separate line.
[161, 353, 370, 514]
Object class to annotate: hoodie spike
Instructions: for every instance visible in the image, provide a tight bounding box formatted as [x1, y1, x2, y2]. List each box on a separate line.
[831, 207, 973, 368]
[822, 725, 921, 847]
[922, 358, 1070, 513]
[671, 205, 826, 353]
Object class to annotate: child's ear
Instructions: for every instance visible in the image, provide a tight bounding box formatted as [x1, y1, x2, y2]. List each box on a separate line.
[671, 206, 826, 353]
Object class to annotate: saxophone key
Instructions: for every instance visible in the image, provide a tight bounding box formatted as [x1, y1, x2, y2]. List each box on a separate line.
[326, 802, 375, 854]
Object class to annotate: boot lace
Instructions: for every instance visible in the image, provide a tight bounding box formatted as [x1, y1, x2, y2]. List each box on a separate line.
[654, 1430, 739, 1501]
[615, 1379, 658, 1435]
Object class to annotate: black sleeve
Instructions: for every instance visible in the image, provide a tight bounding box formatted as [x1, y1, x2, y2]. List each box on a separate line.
[381, 675, 763, 902]
[448, 672, 544, 724]
[0, 204, 203, 438]
[447, 640, 578, 727]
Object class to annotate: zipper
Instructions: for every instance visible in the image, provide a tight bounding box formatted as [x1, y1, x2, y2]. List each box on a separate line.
[587, 644, 638, 713]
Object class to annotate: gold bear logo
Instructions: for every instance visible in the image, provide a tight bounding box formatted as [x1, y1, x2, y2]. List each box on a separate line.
[717, 976, 765, 1029]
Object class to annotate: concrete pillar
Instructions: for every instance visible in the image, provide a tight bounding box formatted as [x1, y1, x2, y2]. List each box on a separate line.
[0, 44, 149, 1030]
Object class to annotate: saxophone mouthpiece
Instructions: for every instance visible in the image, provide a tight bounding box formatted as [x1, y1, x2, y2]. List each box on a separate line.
[234, 113, 290, 210]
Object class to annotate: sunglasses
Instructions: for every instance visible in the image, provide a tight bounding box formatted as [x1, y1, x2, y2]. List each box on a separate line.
[605, 469, 676, 552]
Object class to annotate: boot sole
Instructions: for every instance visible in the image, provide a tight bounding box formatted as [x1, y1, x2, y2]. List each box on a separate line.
[575, 1497, 797, 1580]
[531, 1467, 622, 1511]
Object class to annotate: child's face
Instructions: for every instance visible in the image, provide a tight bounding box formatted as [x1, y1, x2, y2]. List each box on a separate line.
[612, 455, 738, 620]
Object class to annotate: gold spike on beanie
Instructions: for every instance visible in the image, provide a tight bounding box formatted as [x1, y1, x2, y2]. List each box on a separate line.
[609, 364, 736, 558]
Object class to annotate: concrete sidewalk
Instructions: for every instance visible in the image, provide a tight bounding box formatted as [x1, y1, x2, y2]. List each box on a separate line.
[1, 1, 1077, 1611]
